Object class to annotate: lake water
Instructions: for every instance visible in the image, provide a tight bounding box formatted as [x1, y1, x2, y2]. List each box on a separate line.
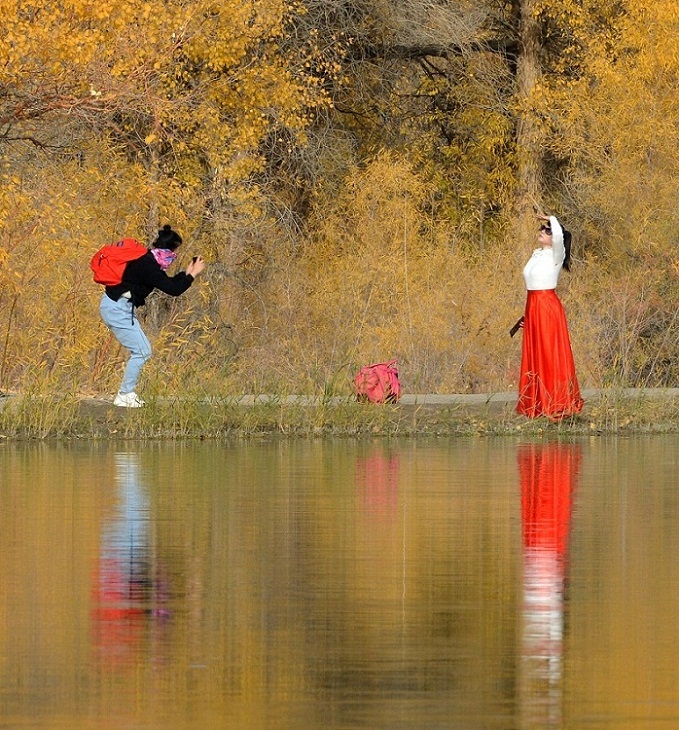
[2, 436, 679, 729]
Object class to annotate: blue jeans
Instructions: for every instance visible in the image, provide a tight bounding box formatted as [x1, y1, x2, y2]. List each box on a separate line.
[99, 294, 152, 394]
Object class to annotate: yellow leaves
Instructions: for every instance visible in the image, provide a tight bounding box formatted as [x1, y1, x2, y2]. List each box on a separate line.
[310, 151, 432, 266]
[541, 0, 679, 265]
[0, 0, 336, 390]
[0, 0, 323, 188]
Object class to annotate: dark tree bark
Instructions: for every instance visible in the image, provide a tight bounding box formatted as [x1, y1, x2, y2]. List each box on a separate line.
[513, 0, 545, 242]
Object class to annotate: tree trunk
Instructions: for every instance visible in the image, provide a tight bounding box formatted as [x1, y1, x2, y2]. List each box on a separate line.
[514, 0, 544, 246]
[143, 146, 171, 333]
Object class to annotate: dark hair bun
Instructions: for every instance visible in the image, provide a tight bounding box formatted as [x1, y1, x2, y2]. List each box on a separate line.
[154, 224, 183, 250]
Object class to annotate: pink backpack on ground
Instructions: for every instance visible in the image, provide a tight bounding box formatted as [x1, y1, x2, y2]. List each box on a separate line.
[353, 360, 402, 403]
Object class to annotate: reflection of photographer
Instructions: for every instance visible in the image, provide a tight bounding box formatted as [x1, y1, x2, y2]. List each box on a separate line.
[92, 453, 150, 659]
[99, 225, 206, 408]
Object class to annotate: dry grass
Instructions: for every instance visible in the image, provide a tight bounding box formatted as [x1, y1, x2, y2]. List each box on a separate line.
[2, 158, 679, 404]
[3, 389, 679, 440]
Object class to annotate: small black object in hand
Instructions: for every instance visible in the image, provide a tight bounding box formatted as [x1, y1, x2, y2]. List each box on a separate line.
[509, 316, 525, 338]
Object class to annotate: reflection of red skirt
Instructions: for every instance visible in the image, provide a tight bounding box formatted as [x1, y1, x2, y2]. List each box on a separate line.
[519, 442, 581, 557]
[517, 289, 584, 419]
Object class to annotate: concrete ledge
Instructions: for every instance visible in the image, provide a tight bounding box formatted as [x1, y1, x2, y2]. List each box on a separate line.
[2, 387, 679, 409]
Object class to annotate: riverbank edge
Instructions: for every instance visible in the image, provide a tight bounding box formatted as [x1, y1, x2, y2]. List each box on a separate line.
[1, 388, 679, 440]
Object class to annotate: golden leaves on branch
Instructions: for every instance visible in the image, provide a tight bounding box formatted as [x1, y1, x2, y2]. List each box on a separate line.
[0, 0, 327, 184]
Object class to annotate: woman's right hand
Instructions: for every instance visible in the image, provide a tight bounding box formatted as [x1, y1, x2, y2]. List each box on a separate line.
[186, 256, 206, 277]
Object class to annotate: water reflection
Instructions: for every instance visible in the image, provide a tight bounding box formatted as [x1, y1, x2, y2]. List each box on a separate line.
[356, 447, 399, 518]
[91, 453, 170, 665]
[9, 438, 679, 728]
[519, 441, 581, 728]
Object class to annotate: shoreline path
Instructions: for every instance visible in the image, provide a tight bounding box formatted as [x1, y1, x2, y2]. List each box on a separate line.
[3, 388, 679, 406]
[3, 388, 679, 436]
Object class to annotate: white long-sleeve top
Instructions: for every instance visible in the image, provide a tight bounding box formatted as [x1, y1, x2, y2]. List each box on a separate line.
[522, 216, 565, 290]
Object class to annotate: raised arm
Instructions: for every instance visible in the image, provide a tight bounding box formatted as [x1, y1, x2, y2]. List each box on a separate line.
[549, 215, 565, 266]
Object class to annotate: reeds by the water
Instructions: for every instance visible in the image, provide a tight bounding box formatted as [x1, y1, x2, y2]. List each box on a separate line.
[2, 388, 679, 440]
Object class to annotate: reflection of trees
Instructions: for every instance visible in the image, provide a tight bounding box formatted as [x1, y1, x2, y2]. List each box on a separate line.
[518, 442, 581, 729]
[0, 441, 525, 727]
[282, 441, 522, 724]
[148, 441, 521, 725]
[12, 439, 679, 727]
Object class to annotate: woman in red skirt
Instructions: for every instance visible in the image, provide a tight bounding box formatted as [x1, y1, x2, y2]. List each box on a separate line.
[517, 215, 584, 419]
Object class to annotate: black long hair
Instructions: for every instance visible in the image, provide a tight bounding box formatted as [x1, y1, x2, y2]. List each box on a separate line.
[153, 224, 182, 250]
[562, 229, 572, 272]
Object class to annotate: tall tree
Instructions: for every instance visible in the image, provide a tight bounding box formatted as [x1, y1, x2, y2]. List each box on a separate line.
[513, 0, 544, 241]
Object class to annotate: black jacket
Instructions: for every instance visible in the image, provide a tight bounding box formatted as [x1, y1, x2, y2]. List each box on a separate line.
[105, 251, 194, 307]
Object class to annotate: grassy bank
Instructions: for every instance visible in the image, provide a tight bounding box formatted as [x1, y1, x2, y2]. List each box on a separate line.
[2, 390, 679, 440]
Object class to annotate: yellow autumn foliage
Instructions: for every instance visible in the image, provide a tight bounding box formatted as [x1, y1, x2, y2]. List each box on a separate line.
[237, 152, 524, 393]
[0, 0, 333, 393]
[2, 0, 679, 397]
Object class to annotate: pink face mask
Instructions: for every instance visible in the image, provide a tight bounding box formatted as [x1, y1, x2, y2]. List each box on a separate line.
[150, 248, 177, 271]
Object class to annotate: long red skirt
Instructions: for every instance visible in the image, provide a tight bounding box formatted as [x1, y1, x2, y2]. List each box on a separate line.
[517, 289, 584, 419]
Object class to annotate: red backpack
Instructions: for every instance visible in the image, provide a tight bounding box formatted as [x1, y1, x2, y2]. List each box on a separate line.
[90, 238, 147, 286]
[353, 360, 402, 403]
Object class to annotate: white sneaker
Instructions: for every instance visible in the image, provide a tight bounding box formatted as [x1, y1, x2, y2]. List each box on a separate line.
[113, 392, 145, 408]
